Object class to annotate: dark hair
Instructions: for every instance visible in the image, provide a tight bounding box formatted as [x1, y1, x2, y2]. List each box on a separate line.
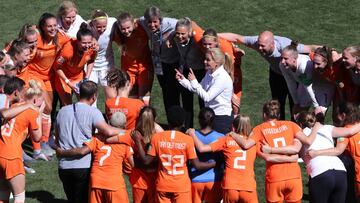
[76, 22, 93, 41]
[0, 51, 5, 62]
[203, 28, 218, 37]
[105, 69, 129, 89]
[336, 102, 360, 126]
[144, 6, 162, 22]
[7, 39, 29, 58]
[314, 46, 333, 69]
[263, 100, 281, 119]
[296, 111, 316, 129]
[4, 77, 25, 95]
[198, 107, 215, 129]
[79, 80, 98, 100]
[167, 106, 186, 128]
[0, 75, 11, 90]
[38, 13, 58, 47]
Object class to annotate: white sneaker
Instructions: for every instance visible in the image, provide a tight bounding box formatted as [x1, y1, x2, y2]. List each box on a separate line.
[41, 142, 55, 156]
[33, 152, 49, 161]
[24, 165, 36, 174]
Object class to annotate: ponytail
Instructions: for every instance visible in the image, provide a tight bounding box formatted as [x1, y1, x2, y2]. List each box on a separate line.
[76, 22, 93, 41]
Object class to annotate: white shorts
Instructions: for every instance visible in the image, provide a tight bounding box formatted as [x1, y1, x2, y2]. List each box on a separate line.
[89, 69, 108, 86]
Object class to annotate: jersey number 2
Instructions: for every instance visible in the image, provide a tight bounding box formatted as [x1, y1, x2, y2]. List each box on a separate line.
[1, 119, 16, 137]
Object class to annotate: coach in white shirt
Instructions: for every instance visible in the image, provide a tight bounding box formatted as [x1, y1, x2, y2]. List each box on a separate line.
[176, 47, 233, 133]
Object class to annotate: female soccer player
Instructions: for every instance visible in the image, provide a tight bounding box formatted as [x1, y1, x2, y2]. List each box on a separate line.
[108, 12, 153, 104]
[27, 13, 71, 154]
[53, 23, 97, 105]
[0, 80, 44, 203]
[188, 114, 260, 203]
[176, 47, 233, 133]
[105, 69, 144, 130]
[296, 111, 360, 203]
[107, 106, 163, 203]
[56, 0, 85, 39]
[88, 9, 117, 101]
[308, 103, 360, 202]
[187, 107, 224, 203]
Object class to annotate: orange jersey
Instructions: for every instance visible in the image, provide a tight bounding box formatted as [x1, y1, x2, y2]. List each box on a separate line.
[148, 130, 197, 193]
[0, 106, 39, 159]
[210, 135, 256, 191]
[105, 96, 144, 129]
[85, 136, 133, 191]
[117, 130, 157, 189]
[16, 66, 46, 90]
[119, 23, 152, 70]
[27, 32, 71, 80]
[54, 39, 97, 79]
[339, 125, 360, 183]
[252, 120, 302, 183]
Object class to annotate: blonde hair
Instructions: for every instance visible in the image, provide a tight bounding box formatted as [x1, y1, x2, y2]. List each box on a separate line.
[136, 106, 157, 144]
[175, 17, 193, 36]
[207, 47, 233, 79]
[24, 80, 42, 100]
[344, 45, 360, 59]
[110, 112, 127, 128]
[233, 114, 252, 137]
[57, 1, 78, 18]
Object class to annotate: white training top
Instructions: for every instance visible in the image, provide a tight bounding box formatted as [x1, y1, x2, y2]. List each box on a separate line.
[301, 126, 346, 178]
[280, 54, 318, 107]
[179, 65, 233, 116]
[57, 14, 86, 39]
[93, 17, 117, 70]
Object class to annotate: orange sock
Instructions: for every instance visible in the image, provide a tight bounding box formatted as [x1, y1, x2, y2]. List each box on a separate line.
[41, 113, 51, 142]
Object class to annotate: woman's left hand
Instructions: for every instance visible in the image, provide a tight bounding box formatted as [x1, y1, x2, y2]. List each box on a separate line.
[188, 68, 196, 81]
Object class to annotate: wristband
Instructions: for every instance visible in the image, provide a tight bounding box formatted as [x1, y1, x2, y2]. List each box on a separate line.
[65, 79, 70, 84]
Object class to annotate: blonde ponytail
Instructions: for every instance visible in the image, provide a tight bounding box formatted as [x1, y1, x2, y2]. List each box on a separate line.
[25, 80, 42, 100]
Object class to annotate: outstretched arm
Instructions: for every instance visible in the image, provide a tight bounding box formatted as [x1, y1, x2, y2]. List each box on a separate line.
[218, 33, 245, 44]
[230, 132, 256, 149]
[190, 158, 216, 170]
[186, 128, 212, 153]
[56, 146, 91, 158]
[262, 139, 302, 155]
[308, 141, 347, 158]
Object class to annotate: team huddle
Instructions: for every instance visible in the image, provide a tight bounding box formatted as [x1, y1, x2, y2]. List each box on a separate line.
[1, 1, 360, 203]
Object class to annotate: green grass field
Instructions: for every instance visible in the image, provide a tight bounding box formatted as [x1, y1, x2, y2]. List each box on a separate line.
[1, 0, 360, 202]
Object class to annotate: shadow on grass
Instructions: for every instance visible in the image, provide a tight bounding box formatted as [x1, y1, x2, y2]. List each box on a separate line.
[26, 190, 67, 203]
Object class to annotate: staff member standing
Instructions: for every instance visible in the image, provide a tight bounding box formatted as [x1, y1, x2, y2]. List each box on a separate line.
[176, 47, 233, 134]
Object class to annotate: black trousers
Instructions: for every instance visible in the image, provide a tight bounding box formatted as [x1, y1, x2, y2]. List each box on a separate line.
[58, 168, 90, 203]
[309, 169, 347, 203]
[157, 64, 205, 128]
[213, 115, 234, 134]
[269, 69, 294, 120]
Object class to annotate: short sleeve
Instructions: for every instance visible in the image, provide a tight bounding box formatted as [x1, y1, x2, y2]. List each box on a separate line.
[117, 132, 133, 146]
[186, 138, 197, 160]
[251, 127, 262, 143]
[243, 36, 258, 47]
[337, 137, 349, 145]
[147, 134, 157, 156]
[92, 108, 105, 126]
[84, 137, 97, 152]
[28, 110, 39, 130]
[209, 136, 226, 152]
[125, 146, 134, 159]
[291, 122, 302, 135]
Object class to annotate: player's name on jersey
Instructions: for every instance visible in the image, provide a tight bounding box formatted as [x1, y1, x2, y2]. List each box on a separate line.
[262, 125, 288, 135]
[160, 141, 187, 149]
[227, 140, 239, 147]
[109, 108, 129, 114]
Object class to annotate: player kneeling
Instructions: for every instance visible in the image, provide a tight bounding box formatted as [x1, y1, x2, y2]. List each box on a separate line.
[134, 106, 216, 203]
[56, 112, 134, 203]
